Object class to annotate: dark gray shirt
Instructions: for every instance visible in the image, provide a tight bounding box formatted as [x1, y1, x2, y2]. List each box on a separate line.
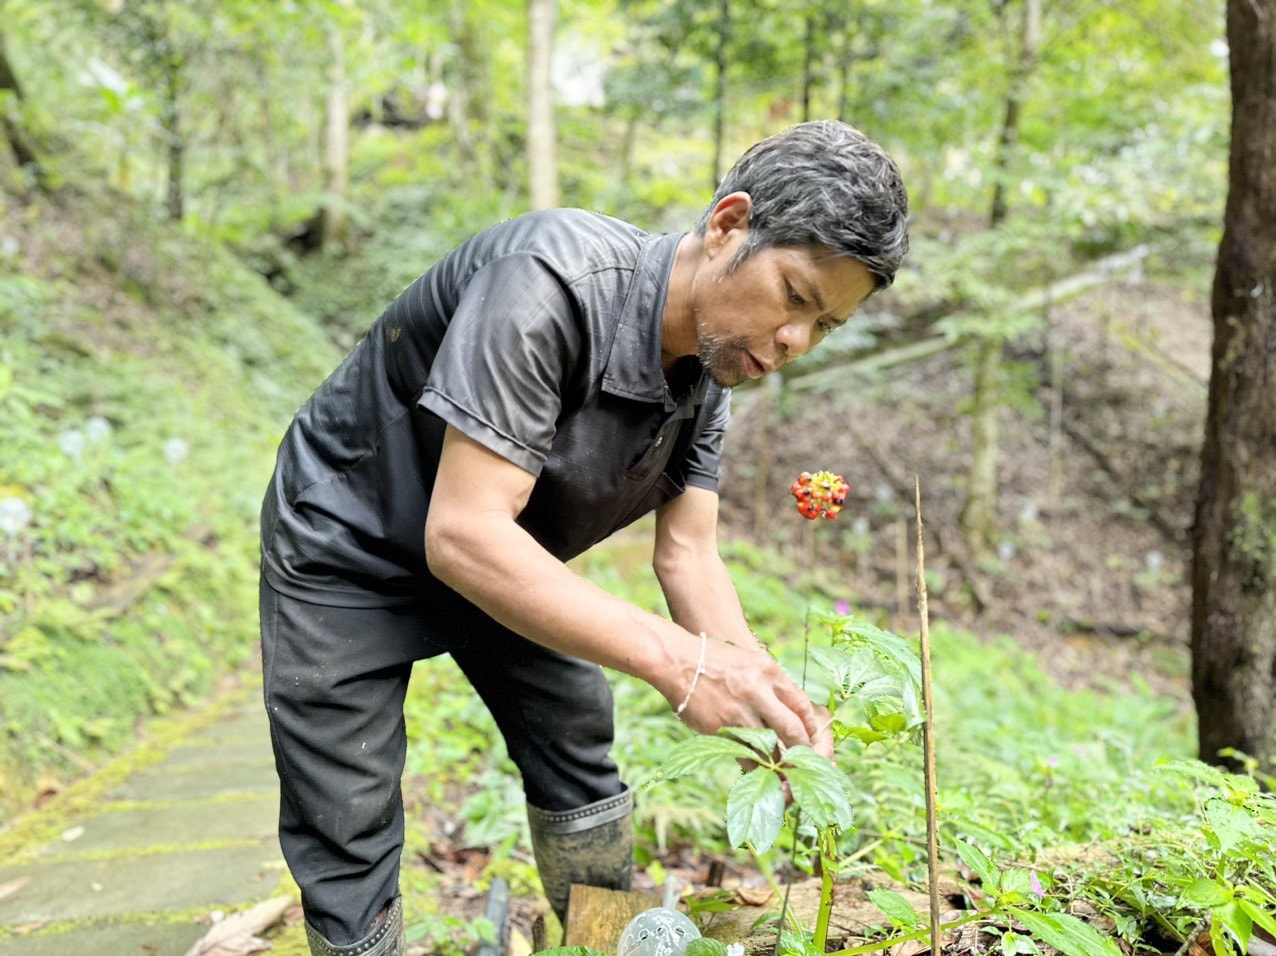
[261, 209, 731, 608]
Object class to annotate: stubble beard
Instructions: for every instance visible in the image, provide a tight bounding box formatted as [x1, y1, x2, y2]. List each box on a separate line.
[695, 315, 750, 389]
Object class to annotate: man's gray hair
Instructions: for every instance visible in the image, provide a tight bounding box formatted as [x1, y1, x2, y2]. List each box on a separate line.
[696, 120, 910, 288]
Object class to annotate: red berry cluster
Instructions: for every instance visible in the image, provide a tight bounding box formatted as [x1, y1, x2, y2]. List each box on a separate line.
[790, 470, 849, 520]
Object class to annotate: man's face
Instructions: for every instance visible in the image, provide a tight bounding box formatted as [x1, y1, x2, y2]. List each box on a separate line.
[692, 241, 877, 389]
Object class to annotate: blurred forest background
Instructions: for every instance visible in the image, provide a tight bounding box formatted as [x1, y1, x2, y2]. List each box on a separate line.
[0, 0, 1273, 948]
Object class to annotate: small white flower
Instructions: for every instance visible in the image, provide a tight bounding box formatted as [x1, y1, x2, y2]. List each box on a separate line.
[997, 540, 1017, 561]
[164, 437, 189, 464]
[59, 428, 86, 459]
[0, 497, 32, 536]
[727, 944, 745, 956]
[85, 415, 113, 442]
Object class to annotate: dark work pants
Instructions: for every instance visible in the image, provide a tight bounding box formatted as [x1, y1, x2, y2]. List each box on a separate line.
[259, 576, 624, 946]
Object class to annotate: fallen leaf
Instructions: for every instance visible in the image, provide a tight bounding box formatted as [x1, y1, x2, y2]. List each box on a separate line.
[733, 887, 773, 907]
[888, 937, 931, 956]
[0, 876, 32, 901]
[183, 896, 295, 956]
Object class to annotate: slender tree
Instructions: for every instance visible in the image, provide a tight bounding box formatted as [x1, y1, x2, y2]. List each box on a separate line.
[710, 0, 730, 188]
[527, 0, 559, 210]
[1191, 0, 1276, 772]
[320, 25, 349, 247]
[959, 0, 1041, 556]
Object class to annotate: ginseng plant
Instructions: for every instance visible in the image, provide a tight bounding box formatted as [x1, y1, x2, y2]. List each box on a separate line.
[652, 470, 927, 955]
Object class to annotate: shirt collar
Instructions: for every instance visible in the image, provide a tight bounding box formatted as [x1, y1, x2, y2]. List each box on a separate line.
[603, 232, 707, 410]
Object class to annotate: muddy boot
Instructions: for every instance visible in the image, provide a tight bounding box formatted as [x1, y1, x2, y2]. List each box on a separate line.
[304, 896, 406, 956]
[527, 789, 634, 926]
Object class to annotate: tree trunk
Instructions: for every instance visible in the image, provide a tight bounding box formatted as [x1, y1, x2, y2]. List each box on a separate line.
[711, 0, 730, 189]
[961, 338, 1002, 556]
[835, 4, 852, 123]
[959, 0, 1041, 556]
[448, 0, 485, 178]
[157, 3, 184, 223]
[0, 27, 43, 180]
[990, 0, 1039, 224]
[527, 0, 559, 210]
[1191, 0, 1276, 772]
[320, 27, 349, 247]
[801, 12, 816, 123]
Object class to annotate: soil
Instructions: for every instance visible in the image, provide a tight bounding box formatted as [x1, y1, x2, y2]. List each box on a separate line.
[405, 264, 1214, 953]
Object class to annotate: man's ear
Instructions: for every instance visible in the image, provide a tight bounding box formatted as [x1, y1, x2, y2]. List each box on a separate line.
[704, 191, 752, 258]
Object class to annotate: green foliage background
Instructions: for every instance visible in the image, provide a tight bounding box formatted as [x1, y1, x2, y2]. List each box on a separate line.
[0, 1, 1269, 951]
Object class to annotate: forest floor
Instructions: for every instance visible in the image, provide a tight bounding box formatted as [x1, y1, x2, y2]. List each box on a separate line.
[408, 260, 1216, 952]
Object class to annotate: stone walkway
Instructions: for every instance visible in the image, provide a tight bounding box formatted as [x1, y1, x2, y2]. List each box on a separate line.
[0, 684, 289, 955]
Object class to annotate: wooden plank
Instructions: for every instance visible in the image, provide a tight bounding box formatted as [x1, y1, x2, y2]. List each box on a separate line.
[564, 885, 662, 952]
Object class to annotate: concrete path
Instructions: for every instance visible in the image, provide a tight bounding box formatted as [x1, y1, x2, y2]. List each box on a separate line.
[0, 683, 291, 955]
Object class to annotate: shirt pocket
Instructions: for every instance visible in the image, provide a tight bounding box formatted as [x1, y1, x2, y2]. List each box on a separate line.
[623, 418, 681, 483]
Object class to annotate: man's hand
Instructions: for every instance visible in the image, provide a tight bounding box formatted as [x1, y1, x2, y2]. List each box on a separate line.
[652, 489, 834, 760]
[659, 634, 834, 760]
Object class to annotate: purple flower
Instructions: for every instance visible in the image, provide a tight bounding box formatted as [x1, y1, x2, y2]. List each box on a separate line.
[1030, 870, 1044, 896]
[834, 600, 851, 616]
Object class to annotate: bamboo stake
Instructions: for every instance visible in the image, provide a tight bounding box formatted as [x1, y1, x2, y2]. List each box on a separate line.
[914, 477, 942, 954]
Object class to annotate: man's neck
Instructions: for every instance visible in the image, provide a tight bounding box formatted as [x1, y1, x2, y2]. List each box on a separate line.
[661, 233, 702, 370]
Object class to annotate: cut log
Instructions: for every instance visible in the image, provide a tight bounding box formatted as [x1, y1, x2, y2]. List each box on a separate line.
[564, 885, 662, 952]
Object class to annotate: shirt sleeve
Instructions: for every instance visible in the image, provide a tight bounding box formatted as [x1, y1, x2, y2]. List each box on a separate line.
[683, 383, 731, 493]
[418, 253, 583, 476]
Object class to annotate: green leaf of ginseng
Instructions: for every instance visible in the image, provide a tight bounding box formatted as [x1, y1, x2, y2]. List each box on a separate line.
[656, 735, 756, 780]
[840, 620, 923, 687]
[782, 746, 854, 830]
[727, 766, 786, 853]
[721, 726, 780, 759]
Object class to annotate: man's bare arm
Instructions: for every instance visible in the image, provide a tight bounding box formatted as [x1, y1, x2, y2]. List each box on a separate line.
[425, 426, 826, 754]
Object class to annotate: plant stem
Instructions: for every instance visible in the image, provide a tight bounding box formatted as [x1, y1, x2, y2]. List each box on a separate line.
[915, 477, 943, 953]
[774, 812, 801, 956]
[814, 828, 836, 952]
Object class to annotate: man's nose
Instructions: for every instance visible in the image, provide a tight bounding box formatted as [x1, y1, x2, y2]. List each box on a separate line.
[776, 321, 813, 359]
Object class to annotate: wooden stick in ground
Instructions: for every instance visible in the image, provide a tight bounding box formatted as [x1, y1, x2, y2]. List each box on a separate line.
[914, 476, 942, 954]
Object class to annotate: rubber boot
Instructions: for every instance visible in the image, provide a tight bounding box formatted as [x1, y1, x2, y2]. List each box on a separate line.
[304, 896, 406, 956]
[527, 788, 634, 926]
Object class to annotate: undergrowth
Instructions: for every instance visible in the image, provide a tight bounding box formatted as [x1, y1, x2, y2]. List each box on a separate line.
[0, 186, 338, 819]
[401, 538, 1273, 956]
